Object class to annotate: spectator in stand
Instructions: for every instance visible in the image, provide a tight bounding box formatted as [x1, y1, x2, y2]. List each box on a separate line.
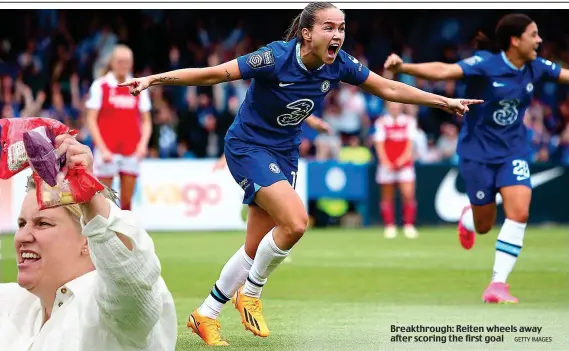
[149, 100, 184, 159]
[314, 91, 343, 160]
[436, 122, 459, 164]
[49, 42, 76, 105]
[196, 90, 220, 157]
[336, 83, 369, 144]
[41, 80, 82, 128]
[92, 23, 119, 80]
[557, 94, 569, 163]
[17, 39, 44, 95]
[2, 76, 47, 118]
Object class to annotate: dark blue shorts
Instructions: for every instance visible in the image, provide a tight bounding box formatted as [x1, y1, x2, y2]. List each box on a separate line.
[458, 157, 532, 206]
[224, 138, 299, 205]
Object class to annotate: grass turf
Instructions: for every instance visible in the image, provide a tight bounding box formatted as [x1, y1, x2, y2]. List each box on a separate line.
[2, 226, 568, 350]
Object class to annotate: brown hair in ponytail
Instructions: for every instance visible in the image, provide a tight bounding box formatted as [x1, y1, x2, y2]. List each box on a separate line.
[285, 14, 302, 42]
[472, 31, 500, 53]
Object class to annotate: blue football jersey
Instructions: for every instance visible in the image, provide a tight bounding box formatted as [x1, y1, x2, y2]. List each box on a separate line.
[456, 51, 561, 163]
[226, 38, 370, 151]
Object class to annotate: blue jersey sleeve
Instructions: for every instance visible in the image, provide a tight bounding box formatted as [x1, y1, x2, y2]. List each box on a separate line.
[237, 47, 277, 80]
[534, 57, 562, 82]
[457, 54, 487, 77]
[339, 50, 370, 86]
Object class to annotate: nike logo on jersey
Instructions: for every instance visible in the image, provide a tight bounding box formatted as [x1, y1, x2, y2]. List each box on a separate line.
[434, 167, 565, 221]
[279, 82, 294, 87]
[493, 82, 506, 87]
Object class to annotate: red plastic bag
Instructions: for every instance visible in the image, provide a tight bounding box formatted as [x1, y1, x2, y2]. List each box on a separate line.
[0, 117, 76, 179]
[22, 124, 103, 209]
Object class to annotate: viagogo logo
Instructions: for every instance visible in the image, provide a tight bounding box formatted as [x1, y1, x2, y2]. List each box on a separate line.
[137, 182, 223, 216]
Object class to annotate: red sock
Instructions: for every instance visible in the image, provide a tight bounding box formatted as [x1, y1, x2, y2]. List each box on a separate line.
[380, 201, 395, 226]
[403, 200, 417, 225]
[121, 202, 131, 211]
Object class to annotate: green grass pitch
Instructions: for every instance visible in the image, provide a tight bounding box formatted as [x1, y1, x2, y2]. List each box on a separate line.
[2, 226, 568, 350]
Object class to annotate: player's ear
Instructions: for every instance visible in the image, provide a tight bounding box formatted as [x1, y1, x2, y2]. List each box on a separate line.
[301, 28, 312, 42]
[511, 36, 520, 48]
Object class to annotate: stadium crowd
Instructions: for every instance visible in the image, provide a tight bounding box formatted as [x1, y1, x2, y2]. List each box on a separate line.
[1, 9, 568, 164]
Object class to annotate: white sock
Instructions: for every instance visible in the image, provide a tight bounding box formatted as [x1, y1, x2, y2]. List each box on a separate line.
[492, 219, 526, 283]
[242, 228, 290, 298]
[460, 207, 475, 232]
[198, 245, 253, 319]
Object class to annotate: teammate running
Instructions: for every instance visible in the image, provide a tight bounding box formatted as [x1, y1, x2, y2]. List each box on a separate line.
[384, 13, 569, 303]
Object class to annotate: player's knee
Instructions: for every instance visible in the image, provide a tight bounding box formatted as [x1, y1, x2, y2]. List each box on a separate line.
[282, 213, 308, 240]
[507, 209, 529, 224]
[291, 214, 308, 237]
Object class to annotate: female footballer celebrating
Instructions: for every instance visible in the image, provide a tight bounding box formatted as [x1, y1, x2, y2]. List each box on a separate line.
[120, 2, 482, 345]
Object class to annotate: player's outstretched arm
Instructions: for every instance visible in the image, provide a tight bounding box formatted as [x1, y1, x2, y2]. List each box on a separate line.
[361, 71, 482, 117]
[384, 53, 464, 81]
[119, 60, 242, 96]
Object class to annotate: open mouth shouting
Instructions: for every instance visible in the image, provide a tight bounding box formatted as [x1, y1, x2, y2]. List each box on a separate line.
[327, 43, 341, 59]
[18, 249, 42, 269]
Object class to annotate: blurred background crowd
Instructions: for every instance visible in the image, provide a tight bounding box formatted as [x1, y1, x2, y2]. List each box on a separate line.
[1, 9, 568, 165]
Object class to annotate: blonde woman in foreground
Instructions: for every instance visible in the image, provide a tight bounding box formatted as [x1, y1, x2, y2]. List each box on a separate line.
[0, 134, 177, 350]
